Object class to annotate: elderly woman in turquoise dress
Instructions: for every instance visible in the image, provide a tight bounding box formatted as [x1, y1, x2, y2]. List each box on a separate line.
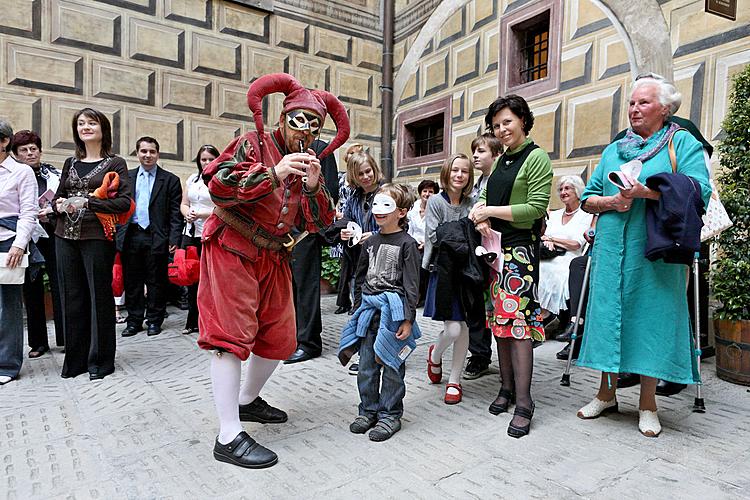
[575, 77, 711, 437]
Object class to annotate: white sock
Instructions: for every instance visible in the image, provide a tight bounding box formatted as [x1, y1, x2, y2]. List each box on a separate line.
[238, 354, 280, 405]
[210, 353, 243, 444]
[448, 322, 470, 389]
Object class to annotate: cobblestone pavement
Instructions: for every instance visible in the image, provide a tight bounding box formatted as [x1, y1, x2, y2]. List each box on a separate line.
[3, 295, 749, 499]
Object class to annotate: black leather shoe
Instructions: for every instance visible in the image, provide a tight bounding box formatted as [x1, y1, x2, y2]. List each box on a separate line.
[89, 369, 114, 381]
[283, 348, 318, 364]
[555, 322, 576, 342]
[239, 396, 288, 423]
[507, 403, 535, 438]
[213, 432, 278, 469]
[121, 325, 143, 337]
[488, 388, 515, 415]
[147, 324, 162, 336]
[655, 380, 687, 397]
[556, 340, 580, 360]
[531, 340, 543, 349]
[334, 306, 350, 314]
[617, 372, 640, 388]
[556, 344, 571, 360]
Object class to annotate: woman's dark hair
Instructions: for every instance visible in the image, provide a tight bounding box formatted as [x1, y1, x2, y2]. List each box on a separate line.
[484, 94, 534, 134]
[194, 144, 220, 181]
[0, 120, 13, 153]
[11, 129, 41, 154]
[72, 108, 113, 159]
[417, 179, 439, 194]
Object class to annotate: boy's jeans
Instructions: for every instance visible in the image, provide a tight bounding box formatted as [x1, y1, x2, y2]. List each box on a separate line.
[357, 317, 406, 423]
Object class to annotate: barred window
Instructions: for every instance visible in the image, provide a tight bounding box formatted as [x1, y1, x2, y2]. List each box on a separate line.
[519, 21, 549, 84]
[499, 1, 561, 100]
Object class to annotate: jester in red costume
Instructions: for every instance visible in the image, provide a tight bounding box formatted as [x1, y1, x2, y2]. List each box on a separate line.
[198, 73, 348, 468]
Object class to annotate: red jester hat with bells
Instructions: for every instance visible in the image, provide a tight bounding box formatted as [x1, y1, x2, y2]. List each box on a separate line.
[202, 73, 350, 181]
[246, 72, 350, 162]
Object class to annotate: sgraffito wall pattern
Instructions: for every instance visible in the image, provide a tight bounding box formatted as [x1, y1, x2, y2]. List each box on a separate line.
[392, 0, 750, 205]
[0, 0, 384, 177]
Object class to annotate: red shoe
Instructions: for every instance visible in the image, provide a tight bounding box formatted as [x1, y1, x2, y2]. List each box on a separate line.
[444, 383, 462, 404]
[427, 345, 442, 384]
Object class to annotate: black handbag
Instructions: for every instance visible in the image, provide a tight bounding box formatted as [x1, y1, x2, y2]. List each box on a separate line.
[539, 245, 566, 260]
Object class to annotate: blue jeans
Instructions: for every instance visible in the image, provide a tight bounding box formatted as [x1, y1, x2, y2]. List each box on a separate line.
[0, 236, 24, 378]
[357, 314, 406, 422]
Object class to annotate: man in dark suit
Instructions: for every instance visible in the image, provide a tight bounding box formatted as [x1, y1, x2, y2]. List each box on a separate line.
[117, 137, 183, 337]
[284, 138, 340, 364]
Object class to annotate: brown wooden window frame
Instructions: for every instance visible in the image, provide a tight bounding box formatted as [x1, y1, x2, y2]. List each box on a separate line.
[396, 95, 452, 170]
[499, 0, 562, 100]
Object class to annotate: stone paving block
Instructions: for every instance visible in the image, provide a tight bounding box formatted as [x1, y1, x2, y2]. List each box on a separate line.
[5, 295, 750, 498]
[66, 377, 170, 416]
[2, 436, 107, 499]
[0, 401, 81, 452]
[597, 457, 744, 499]
[321, 469, 444, 499]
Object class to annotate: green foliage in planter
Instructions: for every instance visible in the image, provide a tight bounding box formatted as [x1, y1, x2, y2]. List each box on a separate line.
[321, 247, 341, 290]
[712, 65, 750, 321]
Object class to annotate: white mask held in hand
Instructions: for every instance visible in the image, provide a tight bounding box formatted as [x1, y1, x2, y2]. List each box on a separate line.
[346, 221, 363, 246]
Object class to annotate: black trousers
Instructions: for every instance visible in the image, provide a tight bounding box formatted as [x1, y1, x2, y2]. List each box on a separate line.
[467, 309, 492, 363]
[291, 235, 323, 356]
[56, 237, 116, 378]
[122, 226, 168, 328]
[23, 235, 64, 349]
[336, 244, 361, 310]
[182, 234, 202, 329]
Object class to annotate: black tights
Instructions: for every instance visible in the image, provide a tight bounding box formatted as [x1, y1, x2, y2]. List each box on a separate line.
[496, 337, 534, 426]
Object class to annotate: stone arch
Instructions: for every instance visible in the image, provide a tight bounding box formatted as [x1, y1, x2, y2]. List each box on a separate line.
[393, 0, 674, 106]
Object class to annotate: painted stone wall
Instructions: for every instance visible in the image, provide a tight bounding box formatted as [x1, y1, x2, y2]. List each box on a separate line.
[0, 0, 384, 178]
[392, 0, 750, 206]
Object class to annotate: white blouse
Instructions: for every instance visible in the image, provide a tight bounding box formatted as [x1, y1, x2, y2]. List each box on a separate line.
[183, 172, 215, 237]
[407, 202, 426, 244]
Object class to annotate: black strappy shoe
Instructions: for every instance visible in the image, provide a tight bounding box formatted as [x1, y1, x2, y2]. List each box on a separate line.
[507, 403, 535, 438]
[488, 388, 515, 415]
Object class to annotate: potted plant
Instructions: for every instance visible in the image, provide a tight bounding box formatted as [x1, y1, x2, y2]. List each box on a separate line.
[712, 65, 750, 386]
[320, 247, 340, 295]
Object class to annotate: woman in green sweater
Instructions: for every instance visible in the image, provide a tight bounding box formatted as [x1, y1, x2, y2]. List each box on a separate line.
[471, 95, 553, 438]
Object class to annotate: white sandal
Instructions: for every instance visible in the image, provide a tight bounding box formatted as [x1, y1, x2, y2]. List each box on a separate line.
[638, 410, 661, 437]
[577, 397, 618, 419]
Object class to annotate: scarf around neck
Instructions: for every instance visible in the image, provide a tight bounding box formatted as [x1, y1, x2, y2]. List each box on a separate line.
[616, 121, 680, 162]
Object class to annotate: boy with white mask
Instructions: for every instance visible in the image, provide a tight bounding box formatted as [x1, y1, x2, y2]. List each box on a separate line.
[338, 184, 421, 442]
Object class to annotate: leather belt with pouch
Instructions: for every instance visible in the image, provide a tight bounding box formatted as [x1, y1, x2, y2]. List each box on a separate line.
[214, 207, 307, 253]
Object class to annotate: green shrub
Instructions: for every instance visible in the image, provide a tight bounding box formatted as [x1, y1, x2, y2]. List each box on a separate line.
[712, 65, 750, 321]
[321, 246, 341, 290]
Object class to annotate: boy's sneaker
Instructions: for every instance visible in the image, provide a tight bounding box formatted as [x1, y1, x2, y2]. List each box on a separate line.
[368, 419, 401, 442]
[463, 357, 490, 380]
[349, 415, 377, 434]
[348, 363, 359, 375]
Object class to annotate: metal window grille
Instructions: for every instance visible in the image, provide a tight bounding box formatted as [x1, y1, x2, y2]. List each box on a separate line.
[408, 122, 443, 157]
[519, 22, 549, 84]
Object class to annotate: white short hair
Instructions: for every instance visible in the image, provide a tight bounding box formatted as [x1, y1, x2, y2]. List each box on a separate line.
[557, 175, 585, 200]
[632, 77, 682, 116]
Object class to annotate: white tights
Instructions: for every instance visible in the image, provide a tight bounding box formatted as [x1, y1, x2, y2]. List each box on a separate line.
[211, 352, 279, 444]
[430, 320, 469, 393]
[238, 354, 280, 405]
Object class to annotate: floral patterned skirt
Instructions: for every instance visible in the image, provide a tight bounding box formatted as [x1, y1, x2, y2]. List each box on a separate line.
[486, 243, 545, 342]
